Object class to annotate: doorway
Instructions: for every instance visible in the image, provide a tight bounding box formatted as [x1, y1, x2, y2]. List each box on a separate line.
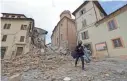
[16, 47, 23, 56]
[1, 47, 7, 59]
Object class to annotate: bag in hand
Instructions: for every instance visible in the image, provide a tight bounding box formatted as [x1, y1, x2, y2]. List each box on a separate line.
[71, 51, 77, 59]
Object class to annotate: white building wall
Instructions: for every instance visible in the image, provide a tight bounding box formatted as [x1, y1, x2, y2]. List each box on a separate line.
[75, 1, 93, 19]
[76, 1, 104, 45]
[80, 10, 127, 57]
[75, 1, 127, 57]
[1, 19, 32, 59]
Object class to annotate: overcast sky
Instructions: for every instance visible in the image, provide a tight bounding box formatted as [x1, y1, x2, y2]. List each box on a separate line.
[1, 0, 127, 44]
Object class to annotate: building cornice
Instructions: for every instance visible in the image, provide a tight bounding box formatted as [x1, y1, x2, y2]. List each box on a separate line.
[96, 4, 127, 25]
[72, 1, 107, 16]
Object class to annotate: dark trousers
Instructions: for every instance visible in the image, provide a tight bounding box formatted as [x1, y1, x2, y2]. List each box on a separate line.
[75, 55, 84, 69]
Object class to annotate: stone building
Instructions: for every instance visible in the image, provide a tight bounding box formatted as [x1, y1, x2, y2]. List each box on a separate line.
[73, 1, 127, 57]
[51, 10, 77, 51]
[1, 13, 48, 59]
[1, 13, 34, 59]
[31, 27, 48, 49]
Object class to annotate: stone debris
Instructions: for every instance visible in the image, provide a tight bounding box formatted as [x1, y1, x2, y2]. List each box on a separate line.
[1, 47, 127, 81]
[105, 73, 109, 77]
[9, 73, 21, 81]
[63, 77, 71, 81]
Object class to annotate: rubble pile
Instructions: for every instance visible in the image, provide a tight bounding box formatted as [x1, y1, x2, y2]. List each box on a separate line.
[1, 48, 71, 77]
[2, 51, 41, 76]
[20, 57, 127, 81]
[2, 47, 127, 81]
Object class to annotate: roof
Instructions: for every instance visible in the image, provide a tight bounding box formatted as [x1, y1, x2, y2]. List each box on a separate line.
[51, 16, 75, 38]
[2, 13, 27, 18]
[34, 27, 48, 34]
[1, 17, 34, 21]
[96, 4, 127, 24]
[60, 10, 71, 17]
[72, 1, 107, 16]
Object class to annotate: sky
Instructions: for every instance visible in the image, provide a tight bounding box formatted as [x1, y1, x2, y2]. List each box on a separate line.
[1, 0, 127, 44]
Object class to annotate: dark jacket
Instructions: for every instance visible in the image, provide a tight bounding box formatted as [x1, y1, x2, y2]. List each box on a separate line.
[75, 45, 84, 56]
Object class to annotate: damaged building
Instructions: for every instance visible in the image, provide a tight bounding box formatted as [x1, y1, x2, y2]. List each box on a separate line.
[31, 27, 48, 53]
[1, 13, 48, 59]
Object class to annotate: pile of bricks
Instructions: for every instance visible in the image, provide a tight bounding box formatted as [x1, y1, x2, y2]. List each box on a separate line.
[1, 47, 70, 77]
[1, 47, 44, 76]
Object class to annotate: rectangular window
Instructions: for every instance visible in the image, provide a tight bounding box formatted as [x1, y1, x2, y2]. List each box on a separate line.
[7, 24, 11, 29]
[80, 8, 86, 15]
[82, 19, 87, 27]
[81, 31, 89, 40]
[17, 16, 21, 18]
[5, 15, 9, 18]
[11, 15, 15, 18]
[21, 25, 27, 30]
[3, 24, 7, 29]
[1, 47, 7, 59]
[112, 38, 123, 48]
[95, 42, 107, 51]
[107, 19, 117, 31]
[20, 36, 25, 42]
[100, 12, 104, 17]
[4, 24, 11, 29]
[16, 47, 23, 56]
[2, 35, 7, 42]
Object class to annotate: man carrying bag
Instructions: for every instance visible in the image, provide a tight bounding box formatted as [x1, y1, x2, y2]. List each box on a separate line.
[71, 40, 85, 70]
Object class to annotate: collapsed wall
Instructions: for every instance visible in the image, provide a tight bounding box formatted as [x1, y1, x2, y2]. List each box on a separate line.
[1, 51, 41, 76]
[1, 27, 48, 76]
[1, 46, 70, 77]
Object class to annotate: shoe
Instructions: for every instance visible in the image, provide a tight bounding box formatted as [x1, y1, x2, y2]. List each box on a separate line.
[82, 68, 86, 71]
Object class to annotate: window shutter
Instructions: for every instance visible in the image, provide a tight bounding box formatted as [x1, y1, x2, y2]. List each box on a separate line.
[20, 36, 25, 42]
[2, 35, 7, 41]
[7, 24, 11, 29]
[86, 31, 89, 39]
[117, 38, 122, 47]
[4, 24, 7, 29]
[108, 21, 112, 30]
[111, 20, 116, 29]
[21, 25, 23, 30]
[108, 20, 117, 30]
[82, 19, 87, 27]
[81, 32, 84, 40]
[21, 25, 27, 30]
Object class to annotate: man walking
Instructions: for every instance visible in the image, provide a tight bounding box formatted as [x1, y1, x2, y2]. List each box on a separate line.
[75, 40, 85, 70]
